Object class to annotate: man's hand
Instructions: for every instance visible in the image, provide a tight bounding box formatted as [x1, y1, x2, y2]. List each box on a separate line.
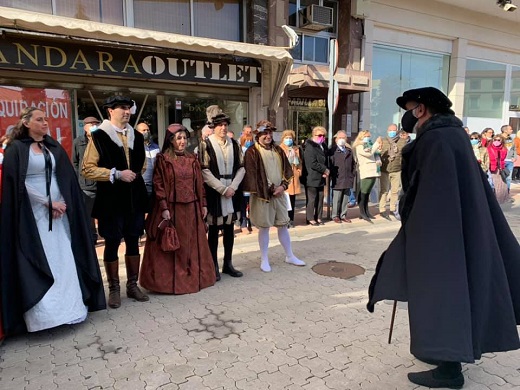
[224, 188, 235, 198]
[161, 210, 171, 220]
[119, 170, 137, 182]
[272, 185, 285, 197]
[202, 207, 208, 219]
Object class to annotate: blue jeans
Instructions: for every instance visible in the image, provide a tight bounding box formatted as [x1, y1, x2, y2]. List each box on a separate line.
[505, 161, 514, 191]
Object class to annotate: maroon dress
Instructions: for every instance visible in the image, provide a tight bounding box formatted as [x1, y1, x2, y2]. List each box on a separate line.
[140, 152, 216, 294]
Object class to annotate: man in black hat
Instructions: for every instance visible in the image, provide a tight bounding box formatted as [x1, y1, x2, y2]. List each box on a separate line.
[367, 87, 520, 388]
[73, 116, 101, 243]
[82, 95, 149, 308]
[199, 110, 245, 281]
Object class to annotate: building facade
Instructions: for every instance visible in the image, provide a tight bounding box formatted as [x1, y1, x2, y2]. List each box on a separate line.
[355, 0, 520, 136]
[0, 1, 292, 152]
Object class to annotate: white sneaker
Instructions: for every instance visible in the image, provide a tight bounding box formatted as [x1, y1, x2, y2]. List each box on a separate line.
[285, 256, 305, 266]
[260, 259, 271, 272]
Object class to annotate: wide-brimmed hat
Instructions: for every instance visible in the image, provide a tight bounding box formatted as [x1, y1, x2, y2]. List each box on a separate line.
[208, 113, 231, 128]
[102, 95, 133, 110]
[83, 116, 101, 125]
[396, 87, 453, 114]
[254, 121, 277, 134]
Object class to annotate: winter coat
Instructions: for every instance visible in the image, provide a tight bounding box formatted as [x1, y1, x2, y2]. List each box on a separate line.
[279, 143, 302, 195]
[329, 144, 356, 190]
[303, 140, 328, 187]
[354, 142, 381, 180]
[488, 144, 507, 173]
[380, 137, 408, 173]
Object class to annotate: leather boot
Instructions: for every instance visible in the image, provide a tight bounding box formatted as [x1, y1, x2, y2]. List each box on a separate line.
[222, 224, 243, 277]
[208, 225, 221, 281]
[358, 194, 373, 223]
[103, 260, 121, 309]
[125, 255, 149, 302]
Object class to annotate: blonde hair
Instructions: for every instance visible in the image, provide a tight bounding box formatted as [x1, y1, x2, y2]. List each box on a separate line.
[353, 130, 371, 147]
[312, 126, 326, 137]
[281, 130, 296, 141]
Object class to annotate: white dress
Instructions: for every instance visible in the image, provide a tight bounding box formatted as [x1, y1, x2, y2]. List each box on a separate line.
[23, 147, 88, 332]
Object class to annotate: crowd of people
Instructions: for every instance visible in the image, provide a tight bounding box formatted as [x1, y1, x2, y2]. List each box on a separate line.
[1, 89, 519, 390]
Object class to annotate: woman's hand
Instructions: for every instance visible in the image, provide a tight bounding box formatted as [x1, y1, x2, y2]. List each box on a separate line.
[161, 209, 171, 220]
[202, 207, 208, 219]
[50, 201, 66, 219]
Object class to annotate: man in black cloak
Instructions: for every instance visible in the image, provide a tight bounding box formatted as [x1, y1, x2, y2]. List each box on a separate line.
[367, 87, 520, 389]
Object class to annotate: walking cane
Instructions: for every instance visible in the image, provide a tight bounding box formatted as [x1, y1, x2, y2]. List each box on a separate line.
[388, 300, 397, 344]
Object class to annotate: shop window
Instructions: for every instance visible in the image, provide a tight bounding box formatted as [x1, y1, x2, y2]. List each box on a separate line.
[371, 45, 450, 137]
[134, 0, 243, 41]
[55, 0, 124, 25]
[463, 59, 506, 119]
[0, 0, 52, 13]
[511, 66, 520, 110]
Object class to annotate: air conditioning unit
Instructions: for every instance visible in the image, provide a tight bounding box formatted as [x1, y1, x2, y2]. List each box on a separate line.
[351, 0, 371, 19]
[300, 4, 334, 31]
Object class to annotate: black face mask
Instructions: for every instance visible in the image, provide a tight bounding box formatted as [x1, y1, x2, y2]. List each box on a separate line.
[401, 110, 419, 133]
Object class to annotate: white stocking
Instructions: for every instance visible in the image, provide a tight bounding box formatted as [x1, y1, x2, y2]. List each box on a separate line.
[258, 227, 271, 272]
[278, 226, 305, 266]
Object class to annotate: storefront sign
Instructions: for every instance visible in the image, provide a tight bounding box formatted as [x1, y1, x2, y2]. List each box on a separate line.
[0, 37, 262, 87]
[0, 87, 73, 156]
[288, 98, 326, 108]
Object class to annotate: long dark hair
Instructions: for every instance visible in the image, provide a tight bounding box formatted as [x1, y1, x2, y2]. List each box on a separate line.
[9, 107, 43, 141]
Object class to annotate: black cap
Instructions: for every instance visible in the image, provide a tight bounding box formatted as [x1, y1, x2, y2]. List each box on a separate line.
[396, 87, 454, 114]
[103, 95, 133, 110]
[208, 113, 231, 128]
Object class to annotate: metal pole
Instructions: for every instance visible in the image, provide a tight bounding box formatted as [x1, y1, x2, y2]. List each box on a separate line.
[88, 90, 104, 120]
[134, 94, 149, 127]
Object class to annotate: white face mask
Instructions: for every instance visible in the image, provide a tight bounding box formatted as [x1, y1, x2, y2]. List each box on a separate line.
[337, 139, 347, 146]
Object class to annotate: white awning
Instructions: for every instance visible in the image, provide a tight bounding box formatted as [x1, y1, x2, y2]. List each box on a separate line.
[0, 6, 293, 111]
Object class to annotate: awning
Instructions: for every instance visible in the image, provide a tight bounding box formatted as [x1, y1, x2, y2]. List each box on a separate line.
[288, 65, 371, 98]
[0, 6, 293, 111]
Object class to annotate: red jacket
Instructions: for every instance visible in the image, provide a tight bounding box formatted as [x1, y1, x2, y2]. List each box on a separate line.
[487, 144, 506, 172]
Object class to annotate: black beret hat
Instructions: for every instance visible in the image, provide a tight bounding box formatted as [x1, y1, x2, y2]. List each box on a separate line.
[208, 113, 231, 128]
[103, 95, 133, 109]
[396, 87, 454, 114]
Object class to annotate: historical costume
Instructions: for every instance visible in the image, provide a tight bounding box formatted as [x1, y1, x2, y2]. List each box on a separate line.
[367, 87, 520, 389]
[1, 134, 105, 335]
[243, 121, 305, 272]
[82, 95, 149, 308]
[140, 124, 216, 294]
[199, 111, 245, 280]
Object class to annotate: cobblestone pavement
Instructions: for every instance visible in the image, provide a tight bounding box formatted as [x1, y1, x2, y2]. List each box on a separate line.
[2, 190, 520, 390]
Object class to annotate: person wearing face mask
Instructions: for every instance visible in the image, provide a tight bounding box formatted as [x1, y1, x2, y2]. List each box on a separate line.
[368, 87, 520, 389]
[469, 132, 489, 174]
[73, 116, 101, 243]
[513, 130, 520, 182]
[136, 122, 160, 207]
[487, 134, 510, 204]
[279, 130, 302, 228]
[303, 126, 329, 226]
[353, 130, 382, 223]
[378, 124, 408, 220]
[242, 121, 305, 272]
[238, 133, 255, 233]
[329, 131, 355, 223]
[500, 125, 516, 192]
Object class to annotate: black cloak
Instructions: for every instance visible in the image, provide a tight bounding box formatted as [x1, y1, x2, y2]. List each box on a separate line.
[0, 136, 106, 336]
[367, 114, 520, 363]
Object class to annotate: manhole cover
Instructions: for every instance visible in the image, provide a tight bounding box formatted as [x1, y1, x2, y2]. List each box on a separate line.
[312, 261, 365, 280]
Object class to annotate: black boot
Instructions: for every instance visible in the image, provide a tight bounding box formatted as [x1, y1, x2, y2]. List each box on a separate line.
[208, 225, 221, 281]
[221, 224, 243, 277]
[365, 197, 376, 219]
[408, 362, 464, 389]
[358, 194, 373, 223]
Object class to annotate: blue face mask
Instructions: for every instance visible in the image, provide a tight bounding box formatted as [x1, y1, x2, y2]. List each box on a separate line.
[89, 125, 98, 132]
[388, 131, 397, 138]
[283, 138, 293, 146]
[245, 140, 254, 148]
[470, 139, 479, 146]
[363, 137, 371, 143]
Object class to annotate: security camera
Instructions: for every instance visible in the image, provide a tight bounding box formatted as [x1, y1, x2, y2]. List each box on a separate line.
[281, 25, 299, 49]
[497, 0, 517, 12]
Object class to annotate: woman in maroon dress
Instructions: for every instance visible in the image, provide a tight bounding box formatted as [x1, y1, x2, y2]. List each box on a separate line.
[140, 124, 216, 294]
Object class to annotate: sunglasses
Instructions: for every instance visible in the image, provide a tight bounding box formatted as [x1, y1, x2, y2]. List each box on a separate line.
[470, 137, 479, 140]
[316, 134, 326, 137]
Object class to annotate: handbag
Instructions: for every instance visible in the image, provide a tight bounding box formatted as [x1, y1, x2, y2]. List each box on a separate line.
[158, 219, 180, 252]
[500, 167, 510, 183]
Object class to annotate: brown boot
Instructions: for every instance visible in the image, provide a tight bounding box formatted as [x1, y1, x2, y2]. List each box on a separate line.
[125, 255, 149, 302]
[103, 260, 121, 309]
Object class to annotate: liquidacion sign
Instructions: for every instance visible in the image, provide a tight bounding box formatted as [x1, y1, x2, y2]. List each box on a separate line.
[0, 36, 262, 87]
